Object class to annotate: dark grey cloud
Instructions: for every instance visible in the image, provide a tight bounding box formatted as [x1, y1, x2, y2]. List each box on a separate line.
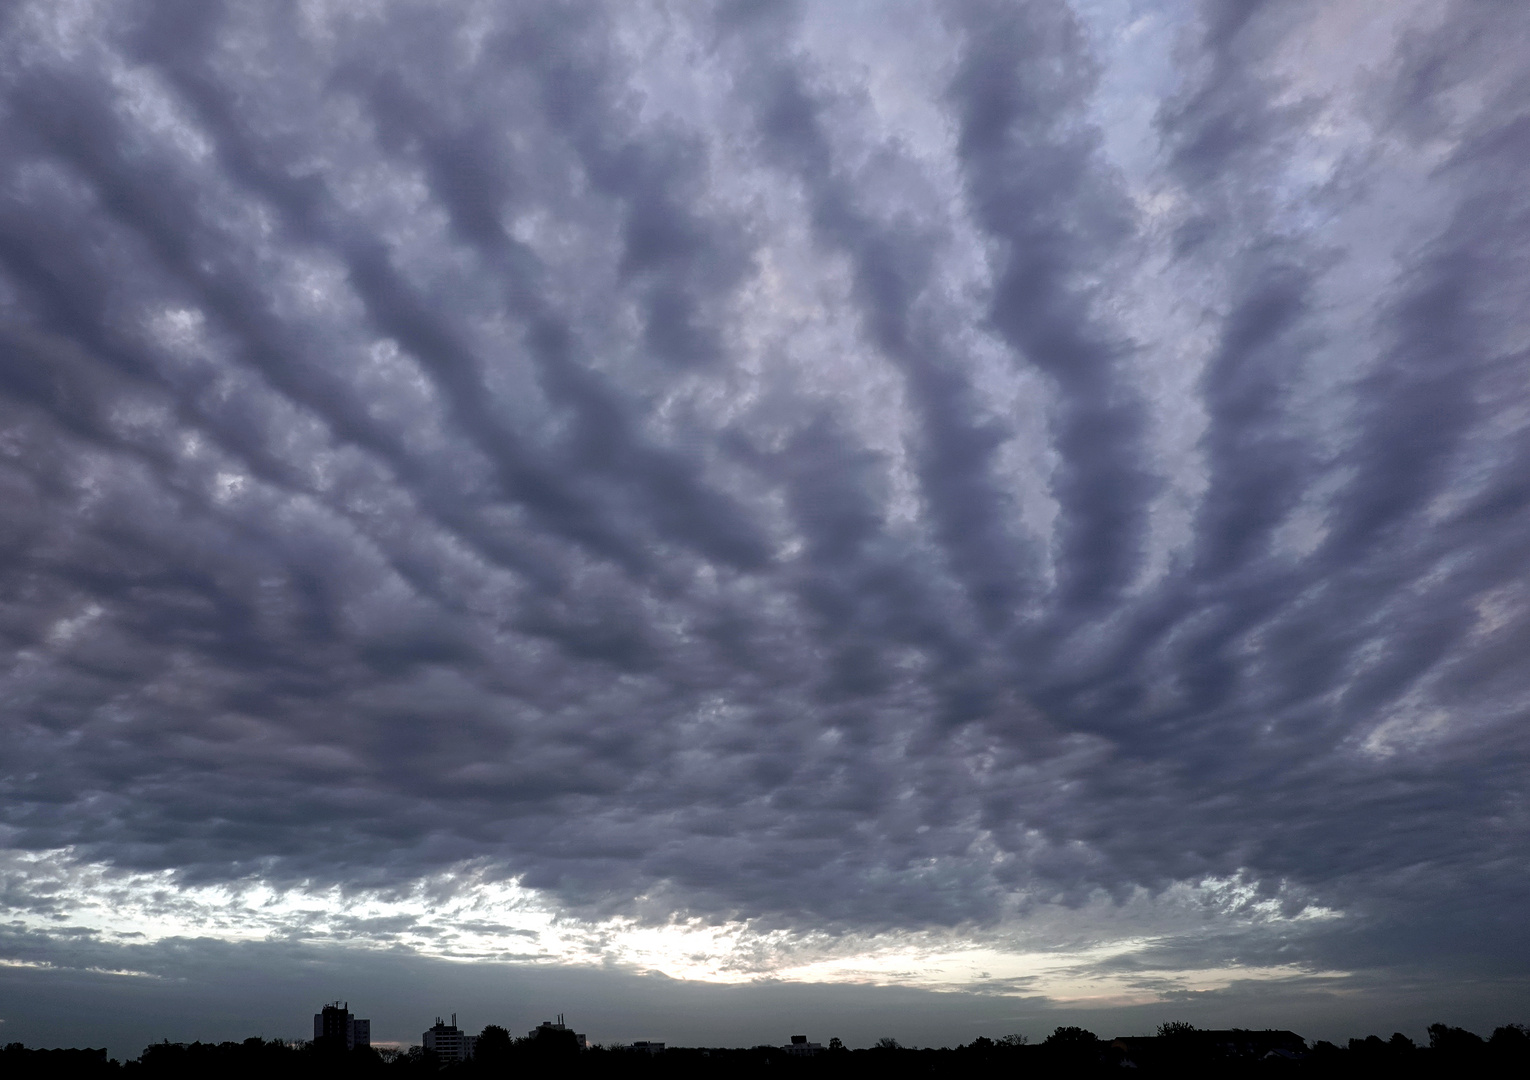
[0, 0, 1528, 1037]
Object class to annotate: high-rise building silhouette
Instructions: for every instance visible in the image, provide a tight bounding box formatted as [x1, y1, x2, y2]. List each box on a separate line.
[530, 1013, 587, 1050]
[423, 1014, 477, 1062]
[313, 1002, 370, 1050]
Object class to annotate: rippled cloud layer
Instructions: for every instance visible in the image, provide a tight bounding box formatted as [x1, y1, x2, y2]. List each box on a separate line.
[1, 0, 1528, 1023]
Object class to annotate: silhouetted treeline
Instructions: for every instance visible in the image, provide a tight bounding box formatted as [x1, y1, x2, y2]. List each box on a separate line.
[4, 1020, 1529, 1078]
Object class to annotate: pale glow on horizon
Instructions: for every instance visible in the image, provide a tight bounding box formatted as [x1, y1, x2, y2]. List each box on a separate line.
[0, 847, 1345, 1004]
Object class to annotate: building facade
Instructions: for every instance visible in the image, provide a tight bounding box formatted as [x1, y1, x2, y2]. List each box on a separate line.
[529, 1014, 587, 1050]
[423, 1015, 477, 1063]
[313, 1002, 370, 1050]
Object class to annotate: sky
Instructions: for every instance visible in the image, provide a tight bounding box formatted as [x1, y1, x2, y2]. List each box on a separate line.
[0, 0, 1528, 1057]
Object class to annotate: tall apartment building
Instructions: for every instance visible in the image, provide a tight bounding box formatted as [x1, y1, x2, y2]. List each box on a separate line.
[530, 1014, 587, 1050]
[313, 1002, 370, 1050]
[423, 1014, 477, 1063]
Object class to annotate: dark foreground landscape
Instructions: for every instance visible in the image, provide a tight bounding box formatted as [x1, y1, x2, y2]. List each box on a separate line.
[5, 1021, 1529, 1078]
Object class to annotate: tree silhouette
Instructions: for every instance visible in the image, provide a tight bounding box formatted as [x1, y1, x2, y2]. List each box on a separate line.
[474, 1025, 513, 1070]
[1428, 1023, 1485, 1058]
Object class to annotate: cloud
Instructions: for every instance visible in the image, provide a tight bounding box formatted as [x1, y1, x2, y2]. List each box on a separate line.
[0, 0, 1527, 1031]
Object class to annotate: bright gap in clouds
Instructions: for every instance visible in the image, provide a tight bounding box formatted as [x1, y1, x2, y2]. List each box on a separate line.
[1, 848, 1342, 1003]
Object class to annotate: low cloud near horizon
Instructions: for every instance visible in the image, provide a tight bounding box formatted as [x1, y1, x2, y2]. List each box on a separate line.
[1, 0, 1528, 1052]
